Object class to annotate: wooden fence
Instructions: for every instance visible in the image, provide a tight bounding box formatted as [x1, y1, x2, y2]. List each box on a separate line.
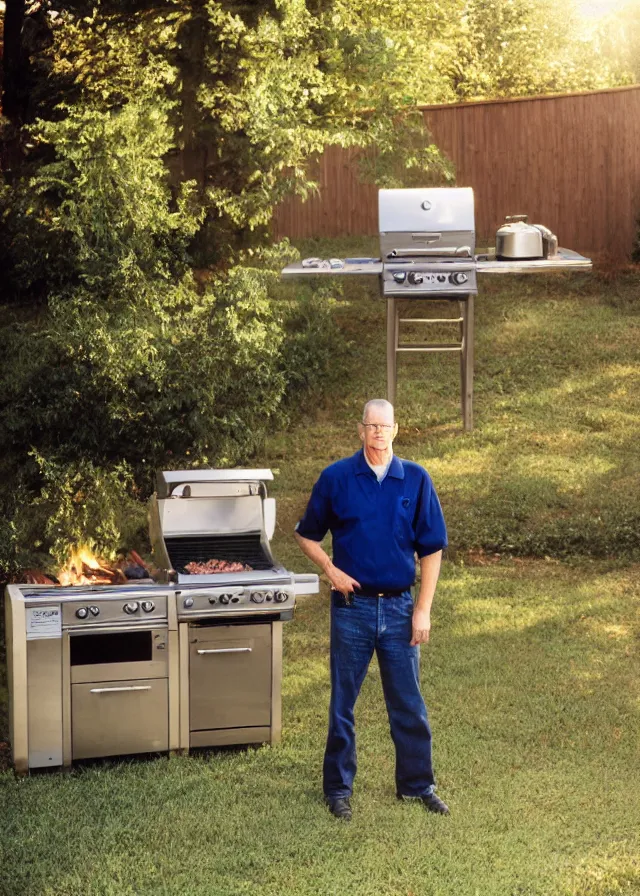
[273, 85, 640, 260]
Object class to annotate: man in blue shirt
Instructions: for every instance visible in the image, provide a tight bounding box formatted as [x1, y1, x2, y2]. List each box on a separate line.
[295, 399, 449, 821]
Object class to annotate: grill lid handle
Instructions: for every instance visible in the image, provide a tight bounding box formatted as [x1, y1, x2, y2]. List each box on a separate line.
[387, 246, 472, 259]
[156, 469, 274, 497]
[411, 233, 442, 242]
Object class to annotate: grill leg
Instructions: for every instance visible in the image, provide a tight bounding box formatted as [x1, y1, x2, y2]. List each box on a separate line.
[460, 296, 474, 431]
[386, 298, 397, 405]
[459, 299, 466, 423]
[270, 621, 283, 745]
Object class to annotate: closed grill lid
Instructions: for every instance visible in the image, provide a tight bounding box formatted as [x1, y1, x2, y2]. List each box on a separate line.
[378, 188, 476, 260]
[378, 188, 475, 235]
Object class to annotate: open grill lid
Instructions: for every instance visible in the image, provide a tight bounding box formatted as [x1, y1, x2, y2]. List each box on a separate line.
[379, 187, 476, 260]
[156, 468, 273, 498]
[150, 468, 281, 582]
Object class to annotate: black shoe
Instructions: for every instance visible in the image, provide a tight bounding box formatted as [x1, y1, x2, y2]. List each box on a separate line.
[398, 792, 450, 815]
[325, 796, 352, 821]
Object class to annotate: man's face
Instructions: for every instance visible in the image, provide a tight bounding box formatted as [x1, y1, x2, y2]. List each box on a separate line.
[358, 405, 398, 453]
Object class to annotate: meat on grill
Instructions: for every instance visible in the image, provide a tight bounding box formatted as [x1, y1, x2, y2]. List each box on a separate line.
[184, 559, 253, 574]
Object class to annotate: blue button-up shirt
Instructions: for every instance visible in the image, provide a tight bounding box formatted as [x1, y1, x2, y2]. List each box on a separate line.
[296, 449, 447, 593]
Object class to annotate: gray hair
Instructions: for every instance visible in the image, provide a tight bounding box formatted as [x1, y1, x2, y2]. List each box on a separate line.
[362, 399, 395, 423]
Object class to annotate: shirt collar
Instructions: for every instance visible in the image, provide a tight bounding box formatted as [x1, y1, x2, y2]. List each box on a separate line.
[355, 448, 404, 480]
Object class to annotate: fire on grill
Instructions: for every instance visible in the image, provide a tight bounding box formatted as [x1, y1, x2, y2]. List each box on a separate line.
[20, 546, 154, 587]
[58, 546, 128, 586]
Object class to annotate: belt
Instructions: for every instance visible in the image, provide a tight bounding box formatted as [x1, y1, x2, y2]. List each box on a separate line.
[355, 588, 408, 598]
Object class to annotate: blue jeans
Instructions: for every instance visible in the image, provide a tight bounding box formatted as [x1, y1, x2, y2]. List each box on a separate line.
[323, 591, 436, 799]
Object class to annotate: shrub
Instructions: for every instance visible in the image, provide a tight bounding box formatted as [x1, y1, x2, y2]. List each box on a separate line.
[0, 93, 344, 571]
[29, 454, 148, 568]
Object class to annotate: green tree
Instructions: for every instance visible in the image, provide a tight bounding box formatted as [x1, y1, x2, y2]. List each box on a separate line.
[0, 0, 634, 576]
[36, 1, 451, 261]
[442, 0, 632, 100]
[595, 1, 640, 85]
[0, 4, 356, 571]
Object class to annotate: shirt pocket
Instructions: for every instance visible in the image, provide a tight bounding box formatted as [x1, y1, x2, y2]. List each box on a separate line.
[395, 495, 416, 543]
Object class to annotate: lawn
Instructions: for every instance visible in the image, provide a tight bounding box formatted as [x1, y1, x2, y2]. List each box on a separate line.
[1, 242, 639, 896]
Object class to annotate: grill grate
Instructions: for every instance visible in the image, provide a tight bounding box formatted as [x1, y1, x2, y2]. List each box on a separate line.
[164, 534, 273, 573]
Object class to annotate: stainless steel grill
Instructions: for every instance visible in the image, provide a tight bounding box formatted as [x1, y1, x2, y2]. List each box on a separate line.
[5, 467, 319, 772]
[282, 186, 592, 429]
[378, 187, 478, 297]
[149, 468, 317, 603]
[150, 468, 317, 752]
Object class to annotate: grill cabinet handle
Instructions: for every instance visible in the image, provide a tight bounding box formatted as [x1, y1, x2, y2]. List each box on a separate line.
[387, 246, 472, 258]
[197, 647, 252, 655]
[411, 232, 441, 242]
[89, 686, 152, 694]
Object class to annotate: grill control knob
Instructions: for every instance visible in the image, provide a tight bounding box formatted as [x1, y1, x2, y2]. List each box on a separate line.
[123, 601, 139, 614]
[183, 597, 194, 609]
[408, 271, 424, 285]
[219, 594, 231, 605]
[75, 607, 89, 619]
[251, 592, 265, 604]
[274, 591, 289, 603]
[450, 271, 468, 285]
[141, 601, 155, 613]
[89, 605, 100, 617]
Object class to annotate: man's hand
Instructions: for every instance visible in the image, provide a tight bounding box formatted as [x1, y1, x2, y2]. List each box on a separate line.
[410, 606, 431, 646]
[293, 531, 360, 598]
[324, 561, 361, 598]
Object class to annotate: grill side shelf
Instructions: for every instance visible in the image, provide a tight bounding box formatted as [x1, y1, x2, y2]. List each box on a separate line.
[281, 260, 382, 277]
[475, 248, 592, 273]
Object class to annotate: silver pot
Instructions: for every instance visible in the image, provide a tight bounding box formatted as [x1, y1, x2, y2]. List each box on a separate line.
[496, 215, 543, 260]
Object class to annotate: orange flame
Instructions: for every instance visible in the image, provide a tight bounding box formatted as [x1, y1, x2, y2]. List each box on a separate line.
[57, 545, 117, 586]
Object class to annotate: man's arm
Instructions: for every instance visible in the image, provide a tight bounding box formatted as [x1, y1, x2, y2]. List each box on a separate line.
[294, 532, 361, 597]
[411, 550, 442, 646]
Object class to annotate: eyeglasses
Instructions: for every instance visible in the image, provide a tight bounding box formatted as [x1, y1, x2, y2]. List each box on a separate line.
[361, 423, 394, 431]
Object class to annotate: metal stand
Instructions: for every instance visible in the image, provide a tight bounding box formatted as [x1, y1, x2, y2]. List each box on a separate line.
[386, 295, 474, 431]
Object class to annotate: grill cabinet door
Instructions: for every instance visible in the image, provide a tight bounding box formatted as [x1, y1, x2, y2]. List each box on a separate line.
[71, 678, 169, 759]
[189, 624, 272, 731]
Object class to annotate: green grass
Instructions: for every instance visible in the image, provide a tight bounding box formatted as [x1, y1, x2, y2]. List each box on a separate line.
[1, 563, 639, 896]
[1, 241, 640, 895]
